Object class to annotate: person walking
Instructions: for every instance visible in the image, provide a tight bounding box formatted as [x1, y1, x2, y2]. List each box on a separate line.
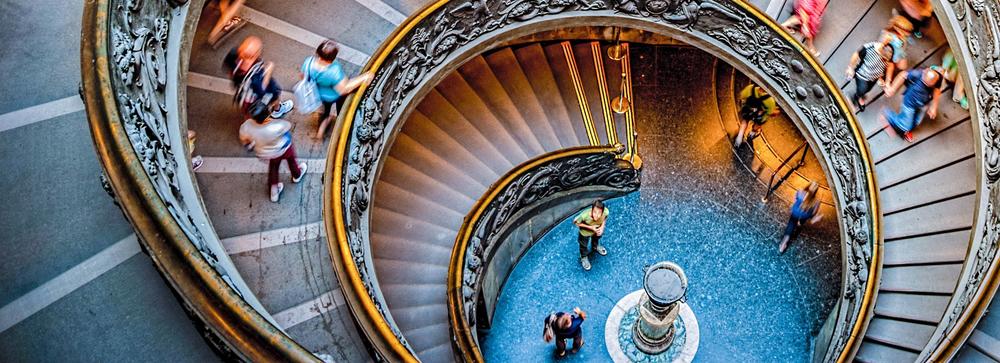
[239, 103, 308, 202]
[187, 130, 204, 171]
[779, 182, 822, 254]
[574, 200, 608, 271]
[735, 84, 779, 148]
[543, 307, 587, 357]
[881, 66, 944, 142]
[845, 39, 895, 112]
[207, 0, 247, 48]
[780, 0, 828, 56]
[300, 40, 374, 139]
[225, 36, 293, 120]
[898, 0, 933, 39]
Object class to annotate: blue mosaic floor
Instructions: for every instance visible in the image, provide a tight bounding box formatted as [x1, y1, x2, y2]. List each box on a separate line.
[479, 46, 841, 362]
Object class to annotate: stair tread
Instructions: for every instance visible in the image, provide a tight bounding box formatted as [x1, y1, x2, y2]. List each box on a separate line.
[484, 47, 563, 152]
[458, 56, 548, 155]
[874, 292, 950, 323]
[856, 340, 920, 363]
[880, 263, 962, 293]
[435, 72, 531, 164]
[513, 43, 583, 149]
[865, 317, 936, 351]
[543, 42, 593, 146]
[883, 230, 971, 266]
[875, 120, 975, 188]
[882, 194, 976, 240]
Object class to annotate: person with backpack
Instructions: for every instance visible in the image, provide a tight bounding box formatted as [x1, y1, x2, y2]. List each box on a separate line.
[543, 307, 587, 357]
[300, 40, 374, 139]
[735, 84, 779, 148]
[574, 200, 609, 271]
[779, 182, 823, 254]
[239, 103, 308, 203]
[845, 38, 895, 112]
[881, 66, 944, 142]
[224, 36, 293, 121]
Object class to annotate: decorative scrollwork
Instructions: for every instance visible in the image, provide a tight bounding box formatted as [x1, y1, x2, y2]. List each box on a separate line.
[332, 0, 876, 360]
[459, 152, 641, 329]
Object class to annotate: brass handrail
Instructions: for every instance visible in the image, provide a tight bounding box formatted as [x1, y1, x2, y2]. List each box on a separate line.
[447, 145, 633, 361]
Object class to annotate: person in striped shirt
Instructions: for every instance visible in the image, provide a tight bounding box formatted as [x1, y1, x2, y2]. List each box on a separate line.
[845, 38, 895, 112]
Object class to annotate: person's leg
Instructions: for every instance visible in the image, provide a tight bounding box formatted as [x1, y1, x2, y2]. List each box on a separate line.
[779, 216, 798, 253]
[781, 15, 801, 32]
[747, 122, 763, 144]
[268, 157, 284, 202]
[208, 0, 246, 44]
[735, 119, 749, 147]
[954, 74, 968, 109]
[316, 98, 343, 138]
[853, 77, 875, 110]
[283, 145, 303, 178]
[555, 337, 567, 357]
[571, 333, 584, 353]
[593, 234, 607, 255]
[578, 233, 589, 257]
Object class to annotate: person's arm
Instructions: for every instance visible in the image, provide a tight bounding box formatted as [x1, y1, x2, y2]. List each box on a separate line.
[238, 124, 253, 148]
[884, 71, 907, 97]
[262, 61, 275, 88]
[335, 72, 375, 95]
[573, 307, 587, 320]
[575, 221, 597, 233]
[928, 86, 942, 119]
[881, 62, 895, 87]
[846, 51, 860, 79]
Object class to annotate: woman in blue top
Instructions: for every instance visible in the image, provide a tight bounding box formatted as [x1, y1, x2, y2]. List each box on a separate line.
[543, 307, 587, 357]
[301, 40, 373, 138]
[779, 182, 823, 254]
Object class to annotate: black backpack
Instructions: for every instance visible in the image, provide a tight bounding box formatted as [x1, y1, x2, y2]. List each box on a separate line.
[740, 86, 771, 124]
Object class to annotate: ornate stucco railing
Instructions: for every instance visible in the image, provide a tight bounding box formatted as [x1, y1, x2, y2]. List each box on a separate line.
[918, 0, 1000, 360]
[324, 0, 880, 361]
[81, 0, 315, 360]
[446, 145, 642, 361]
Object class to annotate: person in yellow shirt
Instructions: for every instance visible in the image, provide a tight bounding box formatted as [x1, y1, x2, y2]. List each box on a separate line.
[574, 200, 608, 271]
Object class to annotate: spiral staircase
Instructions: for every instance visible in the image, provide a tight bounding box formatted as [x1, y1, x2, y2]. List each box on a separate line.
[3, 0, 1000, 362]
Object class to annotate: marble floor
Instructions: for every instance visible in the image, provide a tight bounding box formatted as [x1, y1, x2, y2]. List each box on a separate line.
[480, 46, 842, 362]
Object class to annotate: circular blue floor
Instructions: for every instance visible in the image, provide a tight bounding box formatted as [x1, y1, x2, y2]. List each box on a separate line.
[479, 46, 841, 362]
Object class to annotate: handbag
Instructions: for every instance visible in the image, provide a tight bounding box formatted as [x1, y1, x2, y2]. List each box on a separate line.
[294, 57, 322, 115]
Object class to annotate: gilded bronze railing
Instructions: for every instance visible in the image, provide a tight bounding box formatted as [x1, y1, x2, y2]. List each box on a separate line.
[447, 145, 641, 361]
[324, 0, 880, 361]
[81, 0, 315, 360]
[918, 0, 1000, 360]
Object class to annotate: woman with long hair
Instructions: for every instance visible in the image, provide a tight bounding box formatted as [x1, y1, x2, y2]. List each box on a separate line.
[779, 182, 823, 253]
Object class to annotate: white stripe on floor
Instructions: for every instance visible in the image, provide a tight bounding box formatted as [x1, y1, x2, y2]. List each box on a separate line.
[240, 6, 369, 67]
[273, 290, 345, 329]
[0, 96, 85, 133]
[222, 222, 324, 254]
[0, 234, 140, 333]
[187, 72, 295, 100]
[352, 0, 407, 25]
[195, 157, 326, 174]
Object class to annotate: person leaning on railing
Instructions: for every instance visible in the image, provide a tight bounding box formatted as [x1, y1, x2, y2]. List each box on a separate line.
[300, 40, 374, 139]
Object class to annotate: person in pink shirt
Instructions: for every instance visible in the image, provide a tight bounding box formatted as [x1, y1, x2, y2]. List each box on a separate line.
[781, 0, 828, 56]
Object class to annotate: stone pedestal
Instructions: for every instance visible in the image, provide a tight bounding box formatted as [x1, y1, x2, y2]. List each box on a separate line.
[606, 261, 698, 363]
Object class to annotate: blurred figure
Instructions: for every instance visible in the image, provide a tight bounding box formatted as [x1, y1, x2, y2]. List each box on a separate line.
[207, 0, 247, 48]
[239, 103, 308, 202]
[898, 0, 933, 39]
[300, 40, 374, 139]
[543, 307, 587, 357]
[882, 16, 914, 76]
[941, 50, 969, 110]
[845, 39, 895, 112]
[187, 130, 203, 171]
[781, 0, 828, 56]
[779, 182, 822, 254]
[574, 200, 609, 271]
[735, 84, 779, 148]
[224, 37, 293, 120]
[882, 67, 944, 142]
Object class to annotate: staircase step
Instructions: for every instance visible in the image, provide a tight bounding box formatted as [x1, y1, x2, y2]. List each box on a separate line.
[391, 304, 449, 335]
[372, 257, 448, 285]
[513, 43, 582, 149]
[371, 207, 458, 247]
[371, 233, 453, 263]
[380, 283, 447, 310]
[374, 182, 465, 229]
[882, 194, 976, 240]
[412, 92, 511, 178]
[875, 119, 975, 188]
[865, 317, 936, 351]
[543, 42, 592, 146]
[881, 264, 962, 293]
[874, 292, 950, 323]
[883, 230, 971, 266]
[572, 41, 612, 144]
[956, 345, 999, 362]
[389, 133, 489, 193]
[458, 56, 547, 155]
[856, 340, 919, 362]
[484, 47, 562, 152]
[967, 330, 1000, 361]
[810, 0, 877, 60]
[879, 157, 976, 214]
[380, 156, 479, 207]
[435, 72, 530, 164]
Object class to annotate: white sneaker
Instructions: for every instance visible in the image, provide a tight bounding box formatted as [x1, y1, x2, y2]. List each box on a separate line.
[191, 155, 204, 171]
[270, 182, 284, 202]
[271, 100, 294, 118]
[292, 162, 308, 183]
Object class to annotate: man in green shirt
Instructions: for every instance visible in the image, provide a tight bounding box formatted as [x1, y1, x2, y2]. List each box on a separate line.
[574, 200, 609, 271]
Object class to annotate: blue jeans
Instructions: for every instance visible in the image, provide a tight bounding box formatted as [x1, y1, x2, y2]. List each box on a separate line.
[884, 104, 926, 134]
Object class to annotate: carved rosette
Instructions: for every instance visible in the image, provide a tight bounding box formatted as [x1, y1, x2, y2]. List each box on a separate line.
[108, 0, 239, 294]
[459, 152, 641, 330]
[919, 0, 1000, 358]
[334, 0, 876, 360]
